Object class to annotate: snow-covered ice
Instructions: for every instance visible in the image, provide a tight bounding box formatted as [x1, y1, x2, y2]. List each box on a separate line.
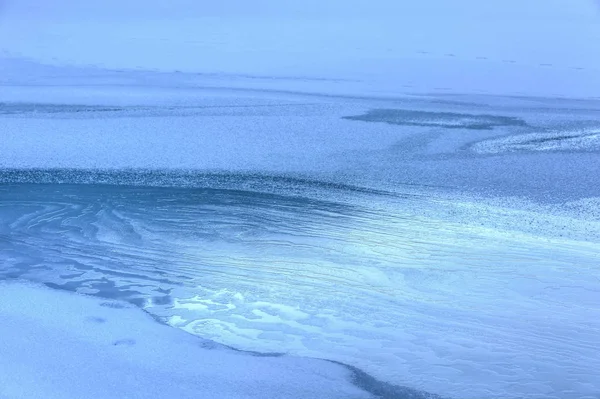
[0, 281, 377, 399]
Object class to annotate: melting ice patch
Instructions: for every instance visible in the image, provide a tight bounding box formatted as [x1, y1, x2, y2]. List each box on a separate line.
[343, 109, 528, 130]
[472, 129, 600, 154]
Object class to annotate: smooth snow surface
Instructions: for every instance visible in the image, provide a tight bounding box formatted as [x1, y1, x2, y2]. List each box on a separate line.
[0, 282, 373, 399]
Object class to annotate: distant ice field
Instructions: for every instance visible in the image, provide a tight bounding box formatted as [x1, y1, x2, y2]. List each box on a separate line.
[2, 85, 600, 203]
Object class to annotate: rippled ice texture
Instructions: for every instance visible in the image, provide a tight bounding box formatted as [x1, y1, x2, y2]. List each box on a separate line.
[1, 174, 599, 399]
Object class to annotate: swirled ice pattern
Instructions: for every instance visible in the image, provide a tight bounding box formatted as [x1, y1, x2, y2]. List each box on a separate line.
[1, 172, 600, 399]
[471, 128, 600, 154]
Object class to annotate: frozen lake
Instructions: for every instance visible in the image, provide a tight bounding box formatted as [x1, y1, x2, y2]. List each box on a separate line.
[1, 1, 600, 397]
[1, 88, 600, 399]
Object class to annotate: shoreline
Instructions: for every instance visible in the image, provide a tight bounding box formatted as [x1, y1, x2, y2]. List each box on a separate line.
[0, 280, 437, 399]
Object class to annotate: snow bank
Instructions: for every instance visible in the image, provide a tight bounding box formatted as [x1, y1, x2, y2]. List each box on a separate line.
[0, 281, 372, 399]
